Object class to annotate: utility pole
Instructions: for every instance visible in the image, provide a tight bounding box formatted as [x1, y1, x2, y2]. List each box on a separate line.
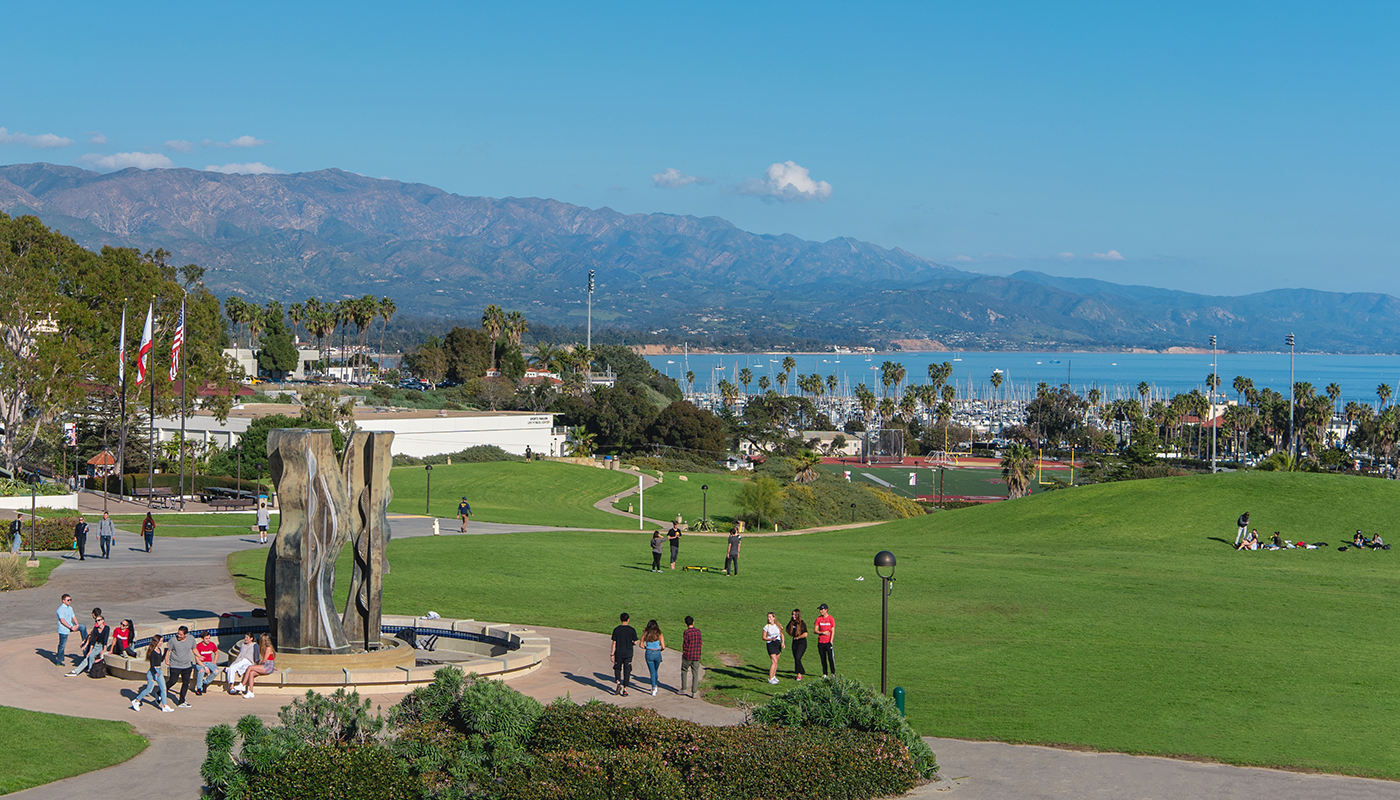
[1286, 333, 1296, 461]
[1210, 335, 1218, 474]
[586, 269, 594, 354]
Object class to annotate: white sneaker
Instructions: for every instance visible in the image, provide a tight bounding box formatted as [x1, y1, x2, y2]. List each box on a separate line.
[768, 677, 779, 685]
[131, 700, 140, 711]
[230, 685, 244, 693]
[651, 687, 658, 696]
[65, 670, 78, 677]
[161, 705, 174, 713]
[243, 691, 254, 699]
[178, 702, 192, 708]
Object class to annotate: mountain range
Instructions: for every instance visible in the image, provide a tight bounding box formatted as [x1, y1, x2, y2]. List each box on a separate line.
[3, 161, 1397, 353]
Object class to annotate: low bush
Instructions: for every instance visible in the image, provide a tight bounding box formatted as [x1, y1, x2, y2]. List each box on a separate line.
[499, 749, 683, 800]
[18, 516, 79, 551]
[0, 554, 31, 591]
[752, 674, 937, 778]
[251, 746, 415, 800]
[0, 478, 68, 498]
[627, 455, 727, 475]
[393, 446, 522, 467]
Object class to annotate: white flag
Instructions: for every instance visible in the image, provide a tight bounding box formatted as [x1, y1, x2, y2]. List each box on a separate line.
[118, 304, 127, 387]
[135, 304, 154, 386]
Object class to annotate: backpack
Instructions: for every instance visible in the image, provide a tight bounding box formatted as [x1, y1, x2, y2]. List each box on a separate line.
[88, 660, 107, 679]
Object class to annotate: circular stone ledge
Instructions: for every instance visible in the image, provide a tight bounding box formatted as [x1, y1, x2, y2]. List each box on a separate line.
[100, 615, 550, 694]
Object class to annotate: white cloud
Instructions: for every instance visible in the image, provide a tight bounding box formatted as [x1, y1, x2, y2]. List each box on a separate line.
[737, 160, 832, 202]
[204, 162, 281, 175]
[77, 151, 175, 171]
[652, 168, 710, 188]
[203, 135, 269, 148]
[0, 127, 74, 149]
[165, 140, 195, 153]
[87, 132, 108, 145]
[1056, 252, 1075, 259]
[950, 255, 975, 262]
[1087, 250, 1126, 261]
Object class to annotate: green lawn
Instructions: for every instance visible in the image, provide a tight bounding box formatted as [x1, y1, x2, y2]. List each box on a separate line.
[111, 513, 257, 538]
[388, 462, 639, 529]
[613, 470, 748, 528]
[26, 557, 62, 588]
[0, 706, 147, 794]
[233, 470, 1400, 778]
[820, 462, 1073, 499]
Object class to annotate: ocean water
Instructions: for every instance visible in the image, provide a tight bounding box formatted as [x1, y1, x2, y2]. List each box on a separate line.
[646, 351, 1400, 405]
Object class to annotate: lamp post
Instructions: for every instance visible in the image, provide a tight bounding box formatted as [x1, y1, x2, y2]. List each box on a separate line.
[1286, 333, 1296, 461]
[1210, 335, 1218, 474]
[701, 484, 709, 528]
[850, 502, 857, 524]
[874, 550, 896, 694]
[424, 464, 433, 515]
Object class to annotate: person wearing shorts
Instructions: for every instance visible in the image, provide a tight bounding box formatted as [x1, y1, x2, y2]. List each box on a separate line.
[815, 604, 836, 676]
[457, 498, 472, 532]
[763, 612, 784, 685]
[256, 503, 272, 545]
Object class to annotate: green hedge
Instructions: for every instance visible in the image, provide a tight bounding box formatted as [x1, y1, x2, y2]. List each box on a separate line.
[500, 749, 683, 800]
[17, 516, 80, 551]
[250, 746, 415, 800]
[392, 445, 522, 467]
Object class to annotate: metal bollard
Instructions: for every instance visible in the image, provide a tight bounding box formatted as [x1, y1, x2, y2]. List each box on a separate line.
[893, 686, 905, 717]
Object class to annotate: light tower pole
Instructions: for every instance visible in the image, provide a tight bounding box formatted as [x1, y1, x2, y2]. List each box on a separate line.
[1210, 335, 1218, 474]
[1286, 333, 1296, 461]
[586, 269, 594, 353]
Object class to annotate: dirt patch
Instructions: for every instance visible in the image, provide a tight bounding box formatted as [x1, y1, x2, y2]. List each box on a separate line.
[716, 652, 743, 667]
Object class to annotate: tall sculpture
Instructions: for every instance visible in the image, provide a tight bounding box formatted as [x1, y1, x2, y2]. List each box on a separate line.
[265, 429, 394, 655]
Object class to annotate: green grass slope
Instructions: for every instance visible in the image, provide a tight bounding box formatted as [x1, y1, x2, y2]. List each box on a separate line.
[387, 461, 639, 529]
[0, 706, 147, 794]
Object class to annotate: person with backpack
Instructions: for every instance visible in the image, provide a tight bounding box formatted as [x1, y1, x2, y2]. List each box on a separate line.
[9, 512, 22, 555]
[256, 503, 272, 545]
[141, 513, 155, 553]
[97, 511, 116, 559]
[1235, 512, 1250, 546]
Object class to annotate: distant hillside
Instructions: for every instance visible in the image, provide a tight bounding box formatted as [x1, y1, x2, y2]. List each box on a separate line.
[3, 162, 1398, 352]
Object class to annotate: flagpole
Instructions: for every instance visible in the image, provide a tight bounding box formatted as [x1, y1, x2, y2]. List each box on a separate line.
[178, 296, 187, 512]
[146, 300, 156, 509]
[117, 302, 128, 507]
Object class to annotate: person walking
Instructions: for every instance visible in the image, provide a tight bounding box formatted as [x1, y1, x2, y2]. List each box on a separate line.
[73, 517, 89, 561]
[110, 619, 137, 658]
[227, 632, 259, 692]
[97, 511, 116, 559]
[9, 511, 22, 555]
[131, 633, 174, 712]
[1235, 511, 1250, 546]
[457, 497, 472, 532]
[55, 594, 87, 666]
[650, 531, 664, 572]
[240, 634, 277, 699]
[67, 615, 109, 676]
[680, 615, 702, 697]
[815, 603, 837, 677]
[641, 619, 665, 696]
[256, 503, 272, 545]
[724, 526, 742, 576]
[167, 626, 197, 707]
[610, 612, 637, 697]
[763, 612, 784, 684]
[193, 631, 219, 695]
[786, 609, 809, 682]
[141, 512, 155, 553]
[667, 524, 681, 570]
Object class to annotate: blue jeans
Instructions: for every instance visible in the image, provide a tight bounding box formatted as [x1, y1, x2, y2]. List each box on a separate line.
[72, 648, 103, 673]
[195, 662, 217, 692]
[134, 668, 167, 707]
[56, 626, 87, 665]
[645, 650, 663, 689]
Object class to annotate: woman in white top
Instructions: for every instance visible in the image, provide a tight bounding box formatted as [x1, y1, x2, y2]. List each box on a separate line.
[762, 612, 784, 685]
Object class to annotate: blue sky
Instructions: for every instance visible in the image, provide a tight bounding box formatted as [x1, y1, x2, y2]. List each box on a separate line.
[3, 1, 1397, 296]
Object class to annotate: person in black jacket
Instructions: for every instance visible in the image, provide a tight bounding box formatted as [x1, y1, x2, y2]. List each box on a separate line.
[73, 517, 89, 561]
[1235, 512, 1250, 546]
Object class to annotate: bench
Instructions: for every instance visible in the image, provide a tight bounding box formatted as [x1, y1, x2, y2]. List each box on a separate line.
[208, 498, 257, 510]
[132, 487, 175, 508]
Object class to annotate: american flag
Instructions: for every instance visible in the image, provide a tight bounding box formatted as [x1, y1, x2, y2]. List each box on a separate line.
[169, 300, 185, 381]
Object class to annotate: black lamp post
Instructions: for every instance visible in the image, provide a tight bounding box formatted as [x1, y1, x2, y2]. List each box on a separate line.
[701, 484, 709, 527]
[850, 503, 857, 524]
[424, 464, 434, 515]
[874, 550, 896, 694]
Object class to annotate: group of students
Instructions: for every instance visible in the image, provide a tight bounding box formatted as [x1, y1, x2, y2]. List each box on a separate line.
[607, 604, 837, 697]
[647, 523, 744, 575]
[53, 593, 278, 712]
[1235, 512, 1388, 551]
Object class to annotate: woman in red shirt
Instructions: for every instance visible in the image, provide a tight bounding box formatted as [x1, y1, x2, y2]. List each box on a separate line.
[240, 634, 276, 699]
[193, 632, 220, 696]
[109, 619, 137, 658]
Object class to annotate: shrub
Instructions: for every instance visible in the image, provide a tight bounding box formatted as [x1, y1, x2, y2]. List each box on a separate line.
[18, 516, 79, 551]
[499, 749, 682, 800]
[277, 688, 384, 746]
[753, 675, 937, 778]
[0, 478, 67, 497]
[393, 445, 523, 467]
[250, 746, 415, 800]
[0, 554, 32, 591]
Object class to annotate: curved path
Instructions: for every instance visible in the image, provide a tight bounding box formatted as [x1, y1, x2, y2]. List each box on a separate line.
[3, 506, 1399, 798]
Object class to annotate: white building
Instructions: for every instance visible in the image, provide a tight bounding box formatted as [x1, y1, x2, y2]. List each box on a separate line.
[224, 348, 325, 381]
[153, 404, 568, 458]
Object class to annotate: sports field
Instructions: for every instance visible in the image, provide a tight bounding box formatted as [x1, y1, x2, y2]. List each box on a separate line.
[387, 461, 638, 529]
[232, 469, 1400, 778]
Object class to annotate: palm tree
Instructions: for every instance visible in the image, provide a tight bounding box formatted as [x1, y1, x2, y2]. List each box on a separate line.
[1326, 383, 1341, 415]
[481, 305, 507, 371]
[1137, 381, 1151, 406]
[778, 371, 790, 396]
[530, 343, 561, 372]
[739, 368, 753, 396]
[879, 361, 898, 398]
[506, 310, 528, 347]
[782, 356, 796, 378]
[377, 297, 397, 373]
[288, 302, 304, 346]
[1378, 383, 1392, 410]
[685, 370, 696, 396]
[718, 380, 738, 408]
[793, 451, 822, 484]
[566, 427, 596, 457]
[856, 384, 876, 424]
[1001, 443, 1035, 499]
[898, 392, 916, 421]
[826, 374, 838, 396]
[877, 397, 896, 427]
[758, 375, 771, 393]
[1233, 376, 1254, 407]
[350, 295, 378, 381]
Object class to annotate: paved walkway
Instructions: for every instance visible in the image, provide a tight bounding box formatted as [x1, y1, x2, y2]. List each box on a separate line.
[5, 500, 1400, 798]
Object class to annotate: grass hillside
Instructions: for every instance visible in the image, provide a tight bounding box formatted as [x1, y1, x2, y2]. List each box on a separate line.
[230, 470, 1400, 777]
[0, 706, 147, 794]
[387, 461, 638, 529]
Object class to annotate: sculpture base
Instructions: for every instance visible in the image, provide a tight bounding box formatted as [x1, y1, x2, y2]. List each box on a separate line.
[275, 637, 415, 671]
